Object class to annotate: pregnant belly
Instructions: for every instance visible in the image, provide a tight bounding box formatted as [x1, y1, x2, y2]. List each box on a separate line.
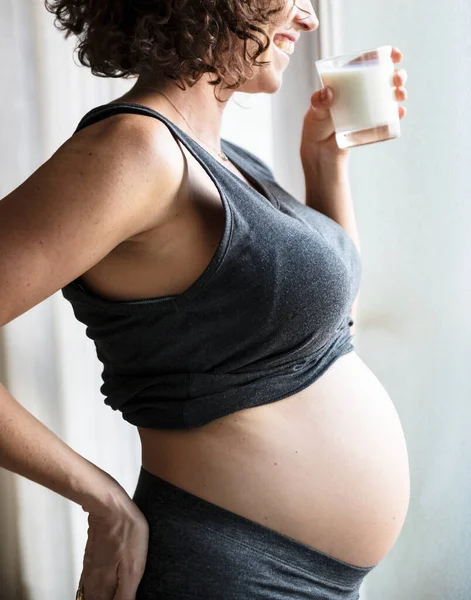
[138, 351, 411, 569]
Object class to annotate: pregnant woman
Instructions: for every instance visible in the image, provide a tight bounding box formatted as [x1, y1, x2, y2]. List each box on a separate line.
[0, 1, 410, 598]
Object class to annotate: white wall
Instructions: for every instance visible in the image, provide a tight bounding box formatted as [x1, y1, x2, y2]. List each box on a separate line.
[335, 1, 471, 598]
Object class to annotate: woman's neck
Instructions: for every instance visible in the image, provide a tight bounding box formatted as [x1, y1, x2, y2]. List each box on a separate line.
[115, 73, 233, 149]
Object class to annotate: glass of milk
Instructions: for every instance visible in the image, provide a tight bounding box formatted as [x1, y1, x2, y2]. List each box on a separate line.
[315, 45, 401, 149]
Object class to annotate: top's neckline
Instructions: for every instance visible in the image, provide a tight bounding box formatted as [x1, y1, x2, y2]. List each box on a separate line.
[85, 101, 280, 210]
[220, 141, 280, 209]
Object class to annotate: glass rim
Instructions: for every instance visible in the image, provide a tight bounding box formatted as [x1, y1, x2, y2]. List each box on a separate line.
[315, 44, 392, 66]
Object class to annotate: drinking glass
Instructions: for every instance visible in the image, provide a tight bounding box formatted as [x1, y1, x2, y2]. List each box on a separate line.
[315, 45, 401, 149]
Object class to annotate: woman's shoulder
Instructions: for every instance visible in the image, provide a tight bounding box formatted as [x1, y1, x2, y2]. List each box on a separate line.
[73, 106, 184, 169]
[0, 108, 183, 326]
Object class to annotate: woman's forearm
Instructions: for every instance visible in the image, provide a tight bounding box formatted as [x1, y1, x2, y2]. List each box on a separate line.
[302, 156, 361, 331]
[0, 382, 126, 514]
[303, 157, 361, 254]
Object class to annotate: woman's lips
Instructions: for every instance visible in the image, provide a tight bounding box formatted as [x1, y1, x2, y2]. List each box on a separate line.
[273, 32, 300, 44]
[273, 31, 299, 55]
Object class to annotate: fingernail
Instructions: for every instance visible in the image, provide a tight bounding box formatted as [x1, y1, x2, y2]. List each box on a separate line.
[320, 87, 328, 101]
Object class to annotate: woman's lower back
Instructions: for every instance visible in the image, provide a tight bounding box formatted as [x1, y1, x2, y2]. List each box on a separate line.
[138, 350, 411, 570]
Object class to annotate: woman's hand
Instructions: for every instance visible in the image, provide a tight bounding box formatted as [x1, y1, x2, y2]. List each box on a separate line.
[300, 47, 408, 165]
[77, 490, 149, 599]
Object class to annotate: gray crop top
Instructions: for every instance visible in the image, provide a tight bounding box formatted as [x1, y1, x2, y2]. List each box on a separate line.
[61, 102, 362, 429]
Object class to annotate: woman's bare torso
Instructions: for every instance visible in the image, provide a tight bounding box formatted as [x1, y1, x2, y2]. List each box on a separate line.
[80, 110, 411, 570]
[139, 352, 410, 569]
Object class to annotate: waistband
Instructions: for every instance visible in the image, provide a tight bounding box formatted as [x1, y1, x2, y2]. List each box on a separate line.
[132, 466, 378, 591]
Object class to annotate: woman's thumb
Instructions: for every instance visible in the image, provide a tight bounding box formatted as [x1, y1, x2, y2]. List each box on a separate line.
[309, 86, 334, 120]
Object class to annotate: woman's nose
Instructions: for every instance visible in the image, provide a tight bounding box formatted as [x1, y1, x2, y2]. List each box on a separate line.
[293, 2, 319, 32]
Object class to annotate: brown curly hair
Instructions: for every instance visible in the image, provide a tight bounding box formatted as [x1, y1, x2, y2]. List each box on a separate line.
[44, 0, 291, 94]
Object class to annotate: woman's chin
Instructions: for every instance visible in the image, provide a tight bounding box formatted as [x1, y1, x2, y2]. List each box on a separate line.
[263, 73, 284, 94]
[239, 70, 284, 95]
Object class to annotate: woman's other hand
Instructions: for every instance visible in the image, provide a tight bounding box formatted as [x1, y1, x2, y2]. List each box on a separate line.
[78, 490, 149, 599]
[301, 47, 408, 164]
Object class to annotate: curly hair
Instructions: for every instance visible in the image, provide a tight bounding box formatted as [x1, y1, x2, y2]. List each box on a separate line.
[44, 0, 290, 95]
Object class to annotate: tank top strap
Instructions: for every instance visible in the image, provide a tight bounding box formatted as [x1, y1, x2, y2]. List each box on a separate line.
[72, 101, 235, 307]
[74, 101, 237, 194]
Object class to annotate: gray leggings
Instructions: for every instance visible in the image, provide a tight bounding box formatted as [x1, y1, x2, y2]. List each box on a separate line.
[132, 466, 377, 599]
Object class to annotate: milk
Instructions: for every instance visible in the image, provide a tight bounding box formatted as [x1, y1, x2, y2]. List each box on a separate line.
[320, 63, 397, 134]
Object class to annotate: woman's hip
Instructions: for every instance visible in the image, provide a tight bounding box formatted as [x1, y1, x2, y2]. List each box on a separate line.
[131, 465, 377, 600]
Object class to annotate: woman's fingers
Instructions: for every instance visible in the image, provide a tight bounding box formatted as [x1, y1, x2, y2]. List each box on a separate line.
[309, 86, 334, 118]
[395, 86, 408, 101]
[391, 47, 403, 63]
[313, 85, 407, 117]
[394, 68, 408, 86]
[313, 55, 409, 120]
[112, 569, 142, 600]
[81, 563, 119, 599]
[112, 574, 137, 600]
[80, 525, 119, 598]
[113, 551, 148, 600]
[315, 85, 407, 110]
[79, 496, 149, 600]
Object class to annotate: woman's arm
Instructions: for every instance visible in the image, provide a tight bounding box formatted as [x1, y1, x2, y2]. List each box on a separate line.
[299, 48, 407, 338]
[0, 381, 126, 512]
[302, 157, 361, 334]
[0, 114, 182, 596]
[302, 157, 360, 253]
[300, 47, 407, 229]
